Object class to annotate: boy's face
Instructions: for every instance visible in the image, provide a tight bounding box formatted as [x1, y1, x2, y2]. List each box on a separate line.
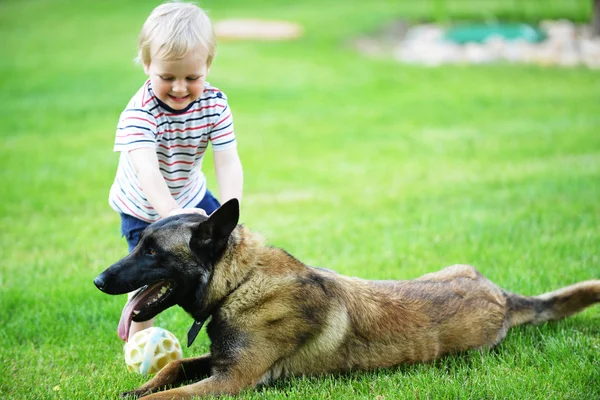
[144, 45, 210, 111]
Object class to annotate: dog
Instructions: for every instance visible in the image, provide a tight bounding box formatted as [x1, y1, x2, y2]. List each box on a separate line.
[94, 199, 600, 399]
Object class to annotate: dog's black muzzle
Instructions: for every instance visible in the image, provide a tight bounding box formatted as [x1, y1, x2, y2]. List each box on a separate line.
[93, 270, 121, 294]
[93, 275, 107, 291]
[93, 259, 139, 295]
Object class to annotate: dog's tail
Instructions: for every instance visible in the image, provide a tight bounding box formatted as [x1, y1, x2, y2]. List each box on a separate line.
[507, 280, 600, 328]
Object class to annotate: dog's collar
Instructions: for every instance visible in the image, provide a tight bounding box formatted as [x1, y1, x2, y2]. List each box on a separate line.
[187, 318, 207, 347]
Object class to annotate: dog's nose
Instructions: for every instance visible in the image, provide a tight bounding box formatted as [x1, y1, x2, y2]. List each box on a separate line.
[94, 275, 106, 291]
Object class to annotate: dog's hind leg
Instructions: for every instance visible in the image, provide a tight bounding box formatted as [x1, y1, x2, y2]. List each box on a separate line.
[121, 354, 212, 399]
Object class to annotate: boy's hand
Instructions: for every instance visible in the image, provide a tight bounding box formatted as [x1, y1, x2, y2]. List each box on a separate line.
[167, 208, 208, 217]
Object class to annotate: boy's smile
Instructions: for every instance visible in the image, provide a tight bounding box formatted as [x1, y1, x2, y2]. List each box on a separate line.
[144, 45, 210, 111]
[168, 94, 191, 103]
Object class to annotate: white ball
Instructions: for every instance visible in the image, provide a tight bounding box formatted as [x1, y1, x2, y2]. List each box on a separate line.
[123, 327, 183, 375]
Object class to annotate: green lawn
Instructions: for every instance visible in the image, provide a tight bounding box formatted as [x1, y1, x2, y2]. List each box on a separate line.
[1, 0, 599, 399]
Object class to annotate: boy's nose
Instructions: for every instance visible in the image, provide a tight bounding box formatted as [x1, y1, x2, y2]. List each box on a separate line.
[173, 80, 186, 92]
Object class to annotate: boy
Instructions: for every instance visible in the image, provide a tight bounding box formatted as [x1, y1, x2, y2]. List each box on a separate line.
[108, 1, 243, 340]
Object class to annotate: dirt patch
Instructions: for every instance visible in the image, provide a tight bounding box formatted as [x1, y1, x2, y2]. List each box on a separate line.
[215, 19, 303, 41]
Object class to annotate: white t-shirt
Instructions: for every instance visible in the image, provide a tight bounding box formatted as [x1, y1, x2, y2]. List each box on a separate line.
[109, 80, 236, 222]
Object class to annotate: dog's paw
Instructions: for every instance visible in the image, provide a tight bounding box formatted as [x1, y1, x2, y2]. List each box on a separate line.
[120, 389, 150, 399]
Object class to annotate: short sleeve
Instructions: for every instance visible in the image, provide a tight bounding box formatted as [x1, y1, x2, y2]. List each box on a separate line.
[209, 93, 236, 151]
[113, 108, 158, 152]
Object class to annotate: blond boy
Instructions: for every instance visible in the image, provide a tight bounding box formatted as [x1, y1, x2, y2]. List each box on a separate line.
[108, 1, 243, 340]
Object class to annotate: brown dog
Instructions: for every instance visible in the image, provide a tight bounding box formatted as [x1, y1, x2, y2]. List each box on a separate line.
[94, 199, 600, 399]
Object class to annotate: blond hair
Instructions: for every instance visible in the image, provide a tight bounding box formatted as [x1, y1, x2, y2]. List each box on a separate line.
[137, 1, 216, 66]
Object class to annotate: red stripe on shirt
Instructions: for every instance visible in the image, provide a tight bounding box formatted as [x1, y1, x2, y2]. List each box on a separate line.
[211, 131, 233, 141]
[158, 143, 197, 150]
[158, 159, 194, 166]
[142, 95, 156, 107]
[213, 113, 231, 128]
[163, 176, 188, 182]
[116, 194, 150, 221]
[141, 80, 154, 107]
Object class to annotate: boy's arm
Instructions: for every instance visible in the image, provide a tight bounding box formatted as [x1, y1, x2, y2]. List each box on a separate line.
[129, 148, 206, 218]
[213, 146, 243, 206]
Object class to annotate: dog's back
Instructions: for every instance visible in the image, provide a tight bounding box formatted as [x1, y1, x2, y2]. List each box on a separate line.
[229, 260, 509, 382]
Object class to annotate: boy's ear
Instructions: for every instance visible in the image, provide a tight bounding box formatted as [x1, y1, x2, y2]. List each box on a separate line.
[190, 199, 240, 252]
[142, 61, 150, 76]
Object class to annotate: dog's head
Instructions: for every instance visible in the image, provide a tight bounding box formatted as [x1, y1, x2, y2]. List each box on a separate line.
[94, 198, 239, 341]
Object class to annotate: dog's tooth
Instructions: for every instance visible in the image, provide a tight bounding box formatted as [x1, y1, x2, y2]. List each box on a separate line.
[133, 310, 140, 315]
[161, 286, 168, 294]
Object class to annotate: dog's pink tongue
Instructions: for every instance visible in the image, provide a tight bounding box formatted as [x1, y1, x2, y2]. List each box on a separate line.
[118, 299, 136, 341]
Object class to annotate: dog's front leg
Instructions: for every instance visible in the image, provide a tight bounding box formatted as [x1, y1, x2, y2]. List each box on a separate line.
[121, 354, 212, 399]
[137, 347, 281, 400]
[138, 374, 254, 399]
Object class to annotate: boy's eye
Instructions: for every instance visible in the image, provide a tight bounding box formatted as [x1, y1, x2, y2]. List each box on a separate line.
[186, 76, 199, 81]
[159, 75, 174, 81]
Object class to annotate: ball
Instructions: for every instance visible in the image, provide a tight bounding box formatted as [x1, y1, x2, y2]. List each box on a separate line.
[123, 327, 183, 375]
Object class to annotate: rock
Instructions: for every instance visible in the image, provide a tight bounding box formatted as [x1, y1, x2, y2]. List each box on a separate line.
[354, 19, 600, 68]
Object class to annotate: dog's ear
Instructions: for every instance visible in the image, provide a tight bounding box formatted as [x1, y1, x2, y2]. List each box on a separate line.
[207, 198, 240, 240]
[190, 198, 240, 255]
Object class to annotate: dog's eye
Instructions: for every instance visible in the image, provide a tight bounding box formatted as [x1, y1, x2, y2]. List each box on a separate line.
[146, 248, 157, 256]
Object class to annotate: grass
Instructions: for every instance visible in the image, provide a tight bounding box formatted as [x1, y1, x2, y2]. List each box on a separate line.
[1, 0, 599, 398]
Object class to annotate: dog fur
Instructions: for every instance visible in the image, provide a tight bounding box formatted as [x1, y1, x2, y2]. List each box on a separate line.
[94, 199, 600, 399]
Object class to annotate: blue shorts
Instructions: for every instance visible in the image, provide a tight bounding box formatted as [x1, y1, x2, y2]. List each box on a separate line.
[120, 190, 220, 252]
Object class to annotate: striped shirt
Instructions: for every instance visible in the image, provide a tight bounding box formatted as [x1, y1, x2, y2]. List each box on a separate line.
[108, 80, 236, 222]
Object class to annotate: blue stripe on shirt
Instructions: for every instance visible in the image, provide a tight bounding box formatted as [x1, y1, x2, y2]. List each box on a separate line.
[159, 167, 195, 175]
[156, 150, 198, 159]
[212, 137, 236, 147]
[118, 125, 154, 132]
[124, 108, 154, 117]
[158, 133, 208, 142]
[148, 95, 222, 114]
[115, 139, 155, 147]
[210, 122, 233, 135]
